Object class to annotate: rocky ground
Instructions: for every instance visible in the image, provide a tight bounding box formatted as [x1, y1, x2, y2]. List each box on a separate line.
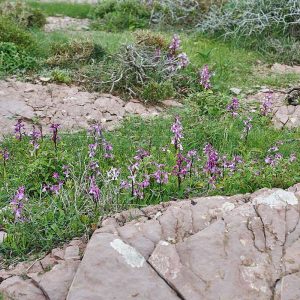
[45, 16, 90, 32]
[0, 79, 183, 137]
[246, 88, 300, 129]
[1, 185, 300, 299]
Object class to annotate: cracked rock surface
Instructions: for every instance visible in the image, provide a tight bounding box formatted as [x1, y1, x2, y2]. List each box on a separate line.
[1, 186, 300, 299]
[246, 90, 300, 129]
[0, 80, 162, 136]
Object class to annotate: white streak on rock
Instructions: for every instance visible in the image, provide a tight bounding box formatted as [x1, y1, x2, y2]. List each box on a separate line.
[254, 190, 298, 208]
[110, 239, 145, 268]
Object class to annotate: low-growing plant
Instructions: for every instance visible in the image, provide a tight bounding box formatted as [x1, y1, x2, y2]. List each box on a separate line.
[28, 1, 93, 19]
[91, 0, 206, 30]
[51, 68, 72, 84]
[0, 16, 35, 49]
[187, 91, 227, 116]
[0, 42, 37, 75]
[134, 30, 168, 50]
[0, 1, 46, 28]
[91, 0, 151, 31]
[47, 39, 105, 67]
[142, 80, 175, 103]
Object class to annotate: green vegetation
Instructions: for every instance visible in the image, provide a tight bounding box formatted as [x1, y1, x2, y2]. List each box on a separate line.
[1, 104, 300, 260]
[0, 0, 299, 263]
[91, 0, 151, 31]
[0, 1, 46, 28]
[28, 1, 93, 19]
[198, 0, 300, 64]
[0, 16, 35, 48]
[0, 42, 36, 75]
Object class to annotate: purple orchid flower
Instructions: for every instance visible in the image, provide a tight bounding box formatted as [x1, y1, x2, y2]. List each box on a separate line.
[10, 186, 27, 221]
[14, 119, 25, 140]
[89, 176, 101, 202]
[50, 124, 60, 150]
[199, 65, 213, 90]
[171, 116, 184, 151]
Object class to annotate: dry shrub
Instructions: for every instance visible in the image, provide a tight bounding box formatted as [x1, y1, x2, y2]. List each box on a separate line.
[0, 1, 46, 28]
[134, 30, 168, 50]
[47, 39, 96, 66]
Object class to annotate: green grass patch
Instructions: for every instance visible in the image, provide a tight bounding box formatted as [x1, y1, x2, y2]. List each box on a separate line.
[27, 1, 93, 19]
[1, 101, 300, 261]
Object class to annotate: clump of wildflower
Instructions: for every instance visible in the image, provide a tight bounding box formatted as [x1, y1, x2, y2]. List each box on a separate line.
[177, 53, 189, 69]
[0, 148, 9, 167]
[63, 165, 70, 178]
[28, 126, 42, 155]
[289, 153, 297, 163]
[89, 124, 114, 159]
[120, 180, 130, 190]
[260, 92, 273, 116]
[89, 143, 98, 158]
[203, 143, 221, 188]
[14, 119, 25, 140]
[199, 65, 212, 90]
[53, 172, 59, 180]
[50, 181, 64, 195]
[128, 162, 139, 196]
[227, 98, 240, 117]
[89, 176, 101, 203]
[134, 148, 150, 161]
[169, 34, 181, 57]
[50, 124, 60, 150]
[10, 186, 27, 221]
[222, 155, 243, 174]
[242, 117, 252, 141]
[172, 153, 190, 189]
[103, 140, 113, 159]
[42, 172, 64, 195]
[171, 116, 184, 151]
[265, 146, 283, 167]
[187, 150, 198, 178]
[89, 124, 103, 142]
[153, 163, 169, 185]
[107, 167, 120, 181]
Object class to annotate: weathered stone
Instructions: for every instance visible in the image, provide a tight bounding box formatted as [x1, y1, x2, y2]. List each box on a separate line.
[64, 246, 80, 260]
[38, 260, 80, 300]
[0, 276, 46, 300]
[149, 241, 205, 299]
[0, 80, 159, 136]
[45, 16, 90, 32]
[40, 254, 57, 270]
[51, 248, 65, 260]
[1, 187, 300, 299]
[161, 99, 183, 107]
[27, 261, 44, 274]
[275, 272, 300, 300]
[124, 101, 148, 115]
[271, 63, 300, 75]
[67, 233, 179, 300]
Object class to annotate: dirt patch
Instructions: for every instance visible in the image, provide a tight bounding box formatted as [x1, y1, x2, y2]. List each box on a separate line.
[45, 16, 90, 32]
[0, 79, 174, 137]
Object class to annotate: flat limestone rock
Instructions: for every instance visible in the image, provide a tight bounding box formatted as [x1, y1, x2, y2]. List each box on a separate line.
[0, 80, 159, 136]
[66, 232, 179, 300]
[0, 276, 46, 300]
[1, 188, 300, 299]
